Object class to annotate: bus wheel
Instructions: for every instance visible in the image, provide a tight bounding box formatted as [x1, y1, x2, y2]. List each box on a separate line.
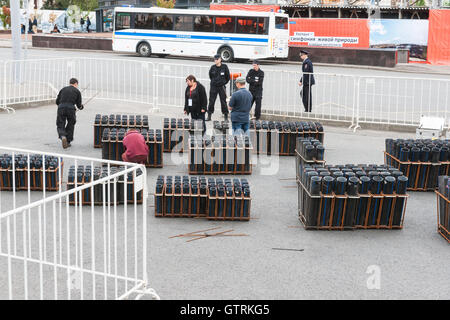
[138, 43, 151, 57]
[218, 47, 234, 63]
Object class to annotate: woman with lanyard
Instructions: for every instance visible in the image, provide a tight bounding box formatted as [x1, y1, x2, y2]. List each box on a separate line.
[184, 75, 207, 134]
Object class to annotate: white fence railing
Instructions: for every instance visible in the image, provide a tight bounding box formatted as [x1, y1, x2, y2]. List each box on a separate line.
[1, 58, 450, 129]
[0, 146, 159, 300]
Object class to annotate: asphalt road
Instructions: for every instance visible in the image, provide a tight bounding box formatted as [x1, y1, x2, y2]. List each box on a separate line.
[1, 47, 450, 127]
[0, 100, 449, 300]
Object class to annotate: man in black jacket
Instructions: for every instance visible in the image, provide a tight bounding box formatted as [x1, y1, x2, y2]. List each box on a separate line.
[184, 75, 207, 133]
[207, 54, 230, 121]
[246, 60, 264, 120]
[298, 50, 315, 112]
[55, 78, 84, 149]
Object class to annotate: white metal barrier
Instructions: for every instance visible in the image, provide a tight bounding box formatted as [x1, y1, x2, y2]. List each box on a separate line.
[1, 58, 450, 129]
[0, 146, 159, 300]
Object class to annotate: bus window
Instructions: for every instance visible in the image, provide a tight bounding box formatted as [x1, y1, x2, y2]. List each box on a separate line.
[154, 15, 173, 31]
[256, 17, 268, 35]
[236, 17, 257, 34]
[214, 16, 235, 34]
[275, 17, 288, 30]
[174, 15, 194, 32]
[115, 13, 131, 31]
[135, 13, 153, 30]
[194, 16, 213, 32]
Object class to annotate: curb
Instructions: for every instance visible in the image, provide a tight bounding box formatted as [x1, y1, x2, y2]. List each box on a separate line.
[1, 42, 450, 76]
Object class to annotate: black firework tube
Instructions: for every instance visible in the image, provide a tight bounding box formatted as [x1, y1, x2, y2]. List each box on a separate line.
[392, 175, 408, 227]
[156, 183, 164, 215]
[204, 141, 212, 173]
[438, 176, 448, 229]
[212, 141, 220, 173]
[102, 128, 110, 160]
[320, 176, 334, 227]
[17, 160, 26, 189]
[129, 115, 135, 127]
[304, 145, 316, 161]
[244, 137, 251, 173]
[355, 176, 371, 226]
[380, 176, 396, 226]
[189, 139, 195, 173]
[191, 184, 199, 216]
[109, 130, 117, 160]
[439, 147, 449, 176]
[408, 147, 421, 188]
[368, 176, 383, 226]
[428, 147, 441, 189]
[83, 171, 92, 203]
[121, 114, 128, 127]
[417, 147, 430, 189]
[182, 183, 190, 215]
[306, 176, 322, 227]
[163, 118, 170, 151]
[226, 138, 235, 173]
[316, 145, 325, 161]
[34, 160, 42, 189]
[344, 176, 359, 228]
[332, 176, 347, 227]
[165, 183, 173, 215]
[94, 114, 101, 147]
[68, 168, 75, 203]
[226, 187, 234, 217]
[208, 186, 217, 218]
[243, 188, 250, 218]
[148, 132, 155, 166]
[398, 147, 409, 175]
[234, 186, 243, 219]
[173, 183, 181, 215]
[445, 179, 450, 232]
[217, 186, 225, 217]
[117, 130, 125, 160]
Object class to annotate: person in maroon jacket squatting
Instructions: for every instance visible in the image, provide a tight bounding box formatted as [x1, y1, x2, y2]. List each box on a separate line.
[121, 129, 149, 164]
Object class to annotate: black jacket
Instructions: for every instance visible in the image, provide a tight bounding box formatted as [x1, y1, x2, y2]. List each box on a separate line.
[184, 82, 207, 115]
[209, 63, 230, 88]
[246, 68, 264, 97]
[301, 58, 315, 86]
[56, 85, 82, 108]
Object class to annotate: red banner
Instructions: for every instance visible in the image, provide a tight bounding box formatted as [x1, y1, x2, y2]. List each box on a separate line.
[209, 4, 281, 12]
[288, 18, 370, 49]
[427, 9, 450, 65]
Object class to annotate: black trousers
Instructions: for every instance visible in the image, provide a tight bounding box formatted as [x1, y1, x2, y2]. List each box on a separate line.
[56, 106, 76, 143]
[208, 85, 228, 115]
[302, 84, 313, 112]
[251, 93, 262, 119]
[190, 111, 206, 134]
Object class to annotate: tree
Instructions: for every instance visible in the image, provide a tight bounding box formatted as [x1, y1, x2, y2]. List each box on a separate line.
[156, 0, 175, 8]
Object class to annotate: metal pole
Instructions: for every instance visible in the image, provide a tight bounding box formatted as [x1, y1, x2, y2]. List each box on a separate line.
[23, 0, 29, 62]
[11, 0, 23, 83]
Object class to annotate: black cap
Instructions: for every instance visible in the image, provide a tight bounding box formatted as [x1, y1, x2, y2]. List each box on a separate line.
[252, 60, 260, 65]
[300, 50, 309, 55]
[214, 54, 221, 60]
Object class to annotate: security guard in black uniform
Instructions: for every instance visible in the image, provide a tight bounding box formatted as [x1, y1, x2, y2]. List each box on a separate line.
[298, 50, 315, 112]
[246, 60, 264, 120]
[55, 78, 84, 149]
[207, 54, 230, 121]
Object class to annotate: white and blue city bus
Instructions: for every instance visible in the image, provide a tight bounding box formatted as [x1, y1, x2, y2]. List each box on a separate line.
[112, 7, 289, 62]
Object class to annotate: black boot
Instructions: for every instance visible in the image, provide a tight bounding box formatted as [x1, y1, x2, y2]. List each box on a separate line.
[206, 113, 212, 121]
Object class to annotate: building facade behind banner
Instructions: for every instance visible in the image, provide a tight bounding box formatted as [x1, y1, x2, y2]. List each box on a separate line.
[427, 9, 450, 65]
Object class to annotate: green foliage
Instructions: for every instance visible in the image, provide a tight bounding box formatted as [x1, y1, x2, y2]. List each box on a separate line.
[42, 0, 98, 11]
[156, 0, 175, 8]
